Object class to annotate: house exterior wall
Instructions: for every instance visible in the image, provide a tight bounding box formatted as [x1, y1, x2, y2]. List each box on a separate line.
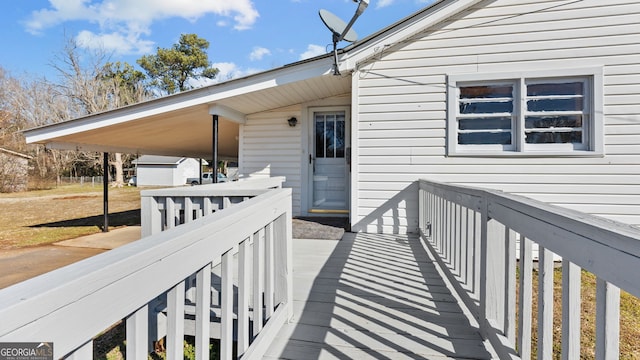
[352, 0, 640, 233]
[240, 106, 304, 215]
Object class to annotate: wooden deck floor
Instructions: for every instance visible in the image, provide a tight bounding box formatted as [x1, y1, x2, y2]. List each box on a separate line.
[264, 233, 497, 359]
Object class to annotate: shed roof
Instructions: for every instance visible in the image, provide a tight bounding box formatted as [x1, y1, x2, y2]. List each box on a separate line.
[132, 155, 209, 166]
[0, 147, 32, 160]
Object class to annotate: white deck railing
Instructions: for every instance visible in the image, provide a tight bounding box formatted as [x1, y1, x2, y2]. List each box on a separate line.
[0, 185, 293, 360]
[418, 179, 640, 360]
[141, 176, 285, 236]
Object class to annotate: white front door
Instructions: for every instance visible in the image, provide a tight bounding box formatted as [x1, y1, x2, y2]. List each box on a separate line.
[310, 110, 349, 213]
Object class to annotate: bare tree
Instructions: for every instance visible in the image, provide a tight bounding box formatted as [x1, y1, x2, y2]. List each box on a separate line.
[51, 38, 149, 186]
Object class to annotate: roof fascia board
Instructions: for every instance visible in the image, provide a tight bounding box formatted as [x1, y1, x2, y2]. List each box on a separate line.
[209, 104, 246, 124]
[339, 0, 485, 71]
[24, 56, 334, 145]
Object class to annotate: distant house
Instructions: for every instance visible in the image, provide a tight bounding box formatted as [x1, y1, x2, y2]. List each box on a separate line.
[133, 156, 204, 186]
[0, 148, 31, 192]
[23, 0, 640, 232]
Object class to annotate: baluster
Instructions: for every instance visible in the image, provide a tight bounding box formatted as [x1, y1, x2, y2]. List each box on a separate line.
[472, 210, 481, 300]
[126, 304, 149, 360]
[418, 187, 425, 233]
[165, 197, 176, 230]
[184, 197, 194, 223]
[195, 264, 212, 360]
[274, 212, 293, 320]
[595, 278, 620, 360]
[460, 207, 470, 291]
[238, 238, 251, 355]
[265, 222, 275, 319]
[166, 281, 185, 360]
[220, 250, 234, 359]
[561, 261, 581, 360]
[505, 228, 517, 344]
[537, 246, 554, 360]
[253, 228, 264, 335]
[203, 197, 213, 215]
[66, 340, 92, 360]
[518, 236, 533, 360]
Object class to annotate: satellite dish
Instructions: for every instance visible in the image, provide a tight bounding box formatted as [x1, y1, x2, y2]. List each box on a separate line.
[319, 9, 358, 43]
[319, 0, 369, 75]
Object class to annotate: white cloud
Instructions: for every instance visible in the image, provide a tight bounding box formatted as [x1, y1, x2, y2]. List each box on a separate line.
[376, 0, 395, 8]
[25, 0, 259, 53]
[211, 62, 262, 81]
[76, 30, 154, 55]
[249, 47, 271, 61]
[299, 44, 326, 60]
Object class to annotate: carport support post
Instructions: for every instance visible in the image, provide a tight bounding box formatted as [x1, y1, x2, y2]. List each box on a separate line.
[212, 115, 218, 183]
[103, 152, 109, 232]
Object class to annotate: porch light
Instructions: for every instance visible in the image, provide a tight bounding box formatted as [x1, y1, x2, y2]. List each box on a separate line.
[288, 117, 298, 127]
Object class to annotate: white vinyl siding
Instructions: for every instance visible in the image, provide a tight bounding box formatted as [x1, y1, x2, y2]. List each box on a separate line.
[352, 0, 640, 233]
[240, 107, 303, 216]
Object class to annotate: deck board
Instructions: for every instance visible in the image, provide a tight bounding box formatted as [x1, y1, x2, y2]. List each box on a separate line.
[264, 233, 496, 359]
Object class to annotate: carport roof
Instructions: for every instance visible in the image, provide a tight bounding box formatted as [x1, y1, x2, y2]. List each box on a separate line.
[24, 54, 351, 159]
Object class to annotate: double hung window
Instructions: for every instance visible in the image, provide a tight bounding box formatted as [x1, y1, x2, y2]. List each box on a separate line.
[447, 68, 603, 156]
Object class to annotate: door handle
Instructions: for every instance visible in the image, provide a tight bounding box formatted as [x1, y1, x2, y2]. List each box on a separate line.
[309, 154, 313, 164]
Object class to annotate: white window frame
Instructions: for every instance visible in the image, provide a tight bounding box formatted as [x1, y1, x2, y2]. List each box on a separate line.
[447, 67, 604, 157]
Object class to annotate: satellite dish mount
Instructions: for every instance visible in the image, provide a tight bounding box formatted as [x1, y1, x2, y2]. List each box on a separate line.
[319, 0, 369, 75]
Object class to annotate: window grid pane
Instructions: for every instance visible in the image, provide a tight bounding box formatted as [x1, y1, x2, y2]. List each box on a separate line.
[525, 80, 586, 145]
[457, 84, 514, 146]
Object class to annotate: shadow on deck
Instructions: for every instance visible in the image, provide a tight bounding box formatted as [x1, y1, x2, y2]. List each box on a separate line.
[265, 233, 496, 359]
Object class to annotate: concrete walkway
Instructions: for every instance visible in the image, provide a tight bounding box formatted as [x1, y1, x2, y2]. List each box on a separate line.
[0, 226, 141, 289]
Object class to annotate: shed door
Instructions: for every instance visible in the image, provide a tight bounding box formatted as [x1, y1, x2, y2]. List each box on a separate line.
[310, 111, 349, 213]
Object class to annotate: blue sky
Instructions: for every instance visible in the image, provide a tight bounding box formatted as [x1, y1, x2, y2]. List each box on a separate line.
[0, 0, 434, 83]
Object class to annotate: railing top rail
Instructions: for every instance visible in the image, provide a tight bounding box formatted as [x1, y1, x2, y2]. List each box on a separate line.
[419, 179, 640, 297]
[0, 187, 292, 355]
[140, 176, 286, 197]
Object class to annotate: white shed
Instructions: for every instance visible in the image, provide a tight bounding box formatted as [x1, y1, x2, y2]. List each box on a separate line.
[133, 156, 203, 186]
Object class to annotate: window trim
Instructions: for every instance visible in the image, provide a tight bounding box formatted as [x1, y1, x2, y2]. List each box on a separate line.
[446, 67, 604, 157]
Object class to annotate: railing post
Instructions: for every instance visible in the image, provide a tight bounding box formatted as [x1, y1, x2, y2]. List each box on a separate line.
[141, 195, 161, 237]
[480, 198, 506, 334]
